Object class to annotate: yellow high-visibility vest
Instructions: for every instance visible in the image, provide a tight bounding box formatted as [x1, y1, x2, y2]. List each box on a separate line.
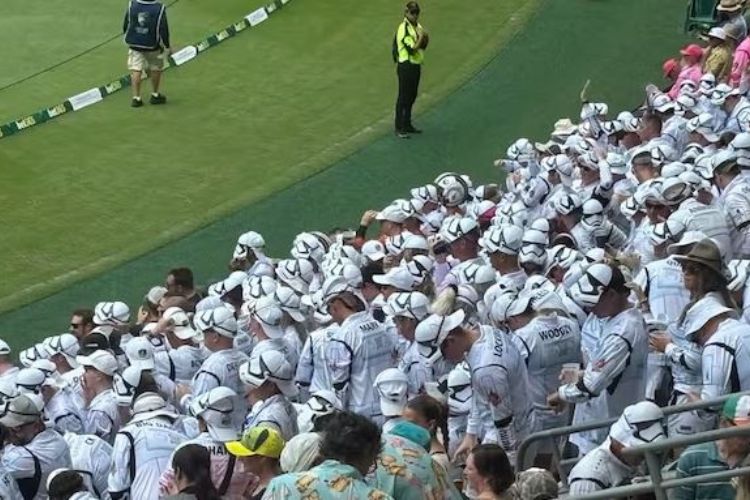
[396, 19, 424, 64]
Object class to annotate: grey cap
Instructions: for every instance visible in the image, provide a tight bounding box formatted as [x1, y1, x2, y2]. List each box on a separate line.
[515, 467, 558, 500]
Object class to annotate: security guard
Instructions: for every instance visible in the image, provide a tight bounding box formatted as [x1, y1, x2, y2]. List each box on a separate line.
[123, 0, 172, 107]
[394, 1, 429, 138]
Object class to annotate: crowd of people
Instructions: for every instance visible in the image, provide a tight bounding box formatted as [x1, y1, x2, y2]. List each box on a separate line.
[8, 2, 750, 500]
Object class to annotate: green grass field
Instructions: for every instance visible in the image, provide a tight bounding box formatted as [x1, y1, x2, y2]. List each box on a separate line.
[0, 0, 538, 313]
[0, 0, 689, 351]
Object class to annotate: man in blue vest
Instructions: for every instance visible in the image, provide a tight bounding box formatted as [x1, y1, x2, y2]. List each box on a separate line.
[394, 1, 429, 139]
[123, 0, 172, 108]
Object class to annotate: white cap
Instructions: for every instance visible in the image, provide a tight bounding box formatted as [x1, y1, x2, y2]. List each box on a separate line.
[273, 286, 307, 322]
[383, 292, 431, 321]
[94, 301, 131, 326]
[113, 365, 145, 406]
[291, 233, 326, 263]
[145, 286, 168, 306]
[373, 266, 417, 291]
[242, 275, 278, 304]
[376, 203, 409, 223]
[609, 401, 666, 447]
[708, 26, 727, 40]
[239, 350, 297, 397]
[727, 260, 750, 292]
[276, 258, 315, 295]
[404, 234, 429, 251]
[570, 263, 617, 308]
[76, 350, 118, 377]
[506, 287, 566, 317]
[406, 255, 434, 283]
[482, 224, 524, 255]
[414, 311, 466, 365]
[553, 193, 583, 215]
[327, 261, 363, 288]
[189, 386, 238, 442]
[306, 389, 343, 416]
[163, 307, 199, 340]
[125, 337, 155, 370]
[252, 296, 285, 339]
[130, 392, 175, 424]
[362, 240, 387, 262]
[441, 217, 479, 244]
[233, 231, 265, 259]
[319, 276, 366, 309]
[374, 368, 409, 417]
[682, 295, 736, 340]
[15, 368, 47, 394]
[457, 263, 497, 286]
[194, 306, 238, 338]
[667, 230, 708, 254]
[214, 271, 247, 297]
[0, 339, 10, 356]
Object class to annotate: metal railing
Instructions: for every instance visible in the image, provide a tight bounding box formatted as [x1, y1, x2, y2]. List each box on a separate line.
[573, 424, 750, 499]
[517, 391, 750, 488]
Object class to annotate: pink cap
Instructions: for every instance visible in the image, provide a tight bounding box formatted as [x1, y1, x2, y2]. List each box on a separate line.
[680, 44, 704, 60]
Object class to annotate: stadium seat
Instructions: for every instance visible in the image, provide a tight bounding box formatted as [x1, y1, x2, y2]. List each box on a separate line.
[684, 0, 718, 33]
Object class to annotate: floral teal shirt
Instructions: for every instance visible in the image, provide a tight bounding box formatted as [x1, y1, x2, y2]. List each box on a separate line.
[263, 459, 393, 500]
[369, 434, 462, 500]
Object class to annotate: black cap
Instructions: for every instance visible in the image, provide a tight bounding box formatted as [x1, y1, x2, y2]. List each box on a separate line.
[79, 333, 109, 356]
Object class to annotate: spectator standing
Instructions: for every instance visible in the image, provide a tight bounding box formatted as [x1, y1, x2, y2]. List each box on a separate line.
[718, 0, 748, 42]
[394, 1, 429, 138]
[123, 0, 172, 107]
[703, 27, 733, 82]
[0, 394, 73, 500]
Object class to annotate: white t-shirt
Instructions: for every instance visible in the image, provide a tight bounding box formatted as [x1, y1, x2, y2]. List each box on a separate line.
[2, 428, 72, 500]
[64, 432, 113, 499]
[108, 416, 186, 500]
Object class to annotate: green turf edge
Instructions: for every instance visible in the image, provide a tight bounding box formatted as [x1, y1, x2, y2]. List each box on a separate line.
[0, 0, 541, 315]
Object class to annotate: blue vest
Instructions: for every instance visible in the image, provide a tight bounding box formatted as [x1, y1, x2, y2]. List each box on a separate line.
[125, 0, 165, 50]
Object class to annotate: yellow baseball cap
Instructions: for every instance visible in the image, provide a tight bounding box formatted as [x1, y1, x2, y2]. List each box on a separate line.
[226, 426, 285, 458]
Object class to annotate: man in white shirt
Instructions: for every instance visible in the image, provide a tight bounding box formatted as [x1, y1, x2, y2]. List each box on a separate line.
[0, 394, 72, 500]
[548, 263, 648, 454]
[108, 392, 186, 500]
[78, 350, 121, 444]
[568, 402, 666, 495]
[176, 306, 249, 429]
[323, 277, 398, 422]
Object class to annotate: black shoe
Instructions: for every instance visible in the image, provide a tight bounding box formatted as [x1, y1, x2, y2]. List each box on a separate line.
[405, 126, 422, 134]
[149, 93, 167, 105]
[131, 97, 143, 108]
[395, 130, 411, 139]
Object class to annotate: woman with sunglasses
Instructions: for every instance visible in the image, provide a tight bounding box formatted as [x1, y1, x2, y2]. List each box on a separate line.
[650, 238, 737, 439]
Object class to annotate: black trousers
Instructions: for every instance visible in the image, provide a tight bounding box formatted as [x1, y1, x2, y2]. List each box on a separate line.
[395, 61, 421, 131]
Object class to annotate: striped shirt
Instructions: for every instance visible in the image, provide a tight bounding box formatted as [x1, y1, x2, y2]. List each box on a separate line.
[674, 442, 736, 500]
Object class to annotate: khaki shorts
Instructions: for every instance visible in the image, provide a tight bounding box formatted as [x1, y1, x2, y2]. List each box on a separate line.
[127, 49, 164, 72]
